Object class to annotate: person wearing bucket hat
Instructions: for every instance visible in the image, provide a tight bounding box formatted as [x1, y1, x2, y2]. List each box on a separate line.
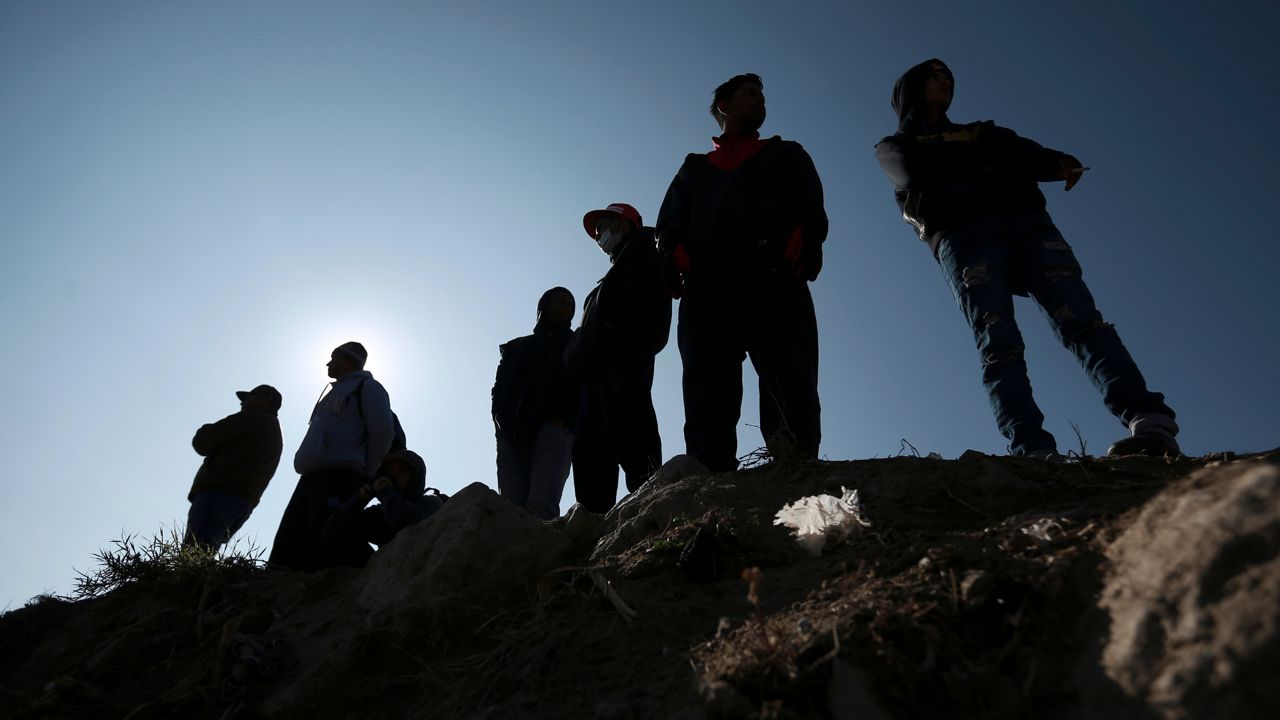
[270, 341, 401, 570]
[655, 72, 828, 472]
[566, 202, 672, 512]
[874, 59, 1179, 459]
[184, 384, 283, 548]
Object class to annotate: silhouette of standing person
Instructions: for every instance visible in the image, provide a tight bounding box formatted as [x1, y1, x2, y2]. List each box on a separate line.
[184, 384, 283, 548]
[874, 59, 1179, 458]
[270, 342, 397, 570]
[492, 288, 579, 519]
[656, 73, 828, 471]
[567, 203, 671, 512]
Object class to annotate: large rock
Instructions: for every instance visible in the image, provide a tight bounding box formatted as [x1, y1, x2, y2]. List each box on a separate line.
[1100, 459, 1280, 719]
[358, 481, 575, 615]
[260, 483, 577, 718]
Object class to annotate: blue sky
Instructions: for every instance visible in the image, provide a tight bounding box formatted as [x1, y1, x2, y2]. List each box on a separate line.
[3, 0, 1277, 607]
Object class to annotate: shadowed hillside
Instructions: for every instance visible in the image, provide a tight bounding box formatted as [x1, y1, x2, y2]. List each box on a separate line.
[3, 450, 1277, 719]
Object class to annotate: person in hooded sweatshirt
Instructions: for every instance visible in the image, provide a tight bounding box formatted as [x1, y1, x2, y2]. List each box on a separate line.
[269, 341, 398, 570]
[491, 288, 579, 519]
[655, 73, 828, 472]
[566, 203, 672, 513]
[321, 449, 442, 564]
[874, 59, 1179, 458]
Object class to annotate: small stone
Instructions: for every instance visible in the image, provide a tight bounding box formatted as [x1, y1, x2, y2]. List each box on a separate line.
[960, 570, 993, 608]
[701, 681, 753, 719]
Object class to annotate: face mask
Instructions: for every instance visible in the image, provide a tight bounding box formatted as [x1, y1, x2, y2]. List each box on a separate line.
[597, 229, 624, 255]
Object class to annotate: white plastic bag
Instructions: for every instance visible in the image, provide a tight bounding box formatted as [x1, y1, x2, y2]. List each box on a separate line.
[773, 487, 872, 556]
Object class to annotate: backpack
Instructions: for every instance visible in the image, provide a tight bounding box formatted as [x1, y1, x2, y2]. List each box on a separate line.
[354, 378, 407, 453]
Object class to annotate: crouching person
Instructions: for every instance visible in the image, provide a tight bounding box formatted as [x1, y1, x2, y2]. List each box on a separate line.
[322, 450, 441, 564]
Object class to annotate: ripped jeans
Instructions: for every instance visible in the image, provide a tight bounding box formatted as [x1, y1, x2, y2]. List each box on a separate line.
[936, 212, 1174, 455]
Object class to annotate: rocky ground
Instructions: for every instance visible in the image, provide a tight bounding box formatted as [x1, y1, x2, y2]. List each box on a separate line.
[2, 448, 1277, 719]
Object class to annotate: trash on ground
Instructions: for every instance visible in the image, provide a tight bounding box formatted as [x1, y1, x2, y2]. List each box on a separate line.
[773, 487, 872, 556]
[1021, 517, 1065, 544]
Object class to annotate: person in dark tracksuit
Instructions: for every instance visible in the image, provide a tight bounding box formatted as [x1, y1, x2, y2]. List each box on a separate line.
[656, 73, 828, 472]
[567, 203, 672, 513]
[874, 59, 1179, 458]
[492, 287, 579, 519]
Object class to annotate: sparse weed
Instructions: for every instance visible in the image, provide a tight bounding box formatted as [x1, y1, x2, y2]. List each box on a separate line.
[671, 512, 695, 526]
[737, 566, 800, 680]
[70, 528, 265, 600]
[648, 537, 683, 553]
[738, 445, 774, 469]
[1068, 419, 1089, 458]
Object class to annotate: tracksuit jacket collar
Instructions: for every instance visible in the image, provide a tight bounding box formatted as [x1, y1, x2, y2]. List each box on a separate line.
[709, 130, 765, 170]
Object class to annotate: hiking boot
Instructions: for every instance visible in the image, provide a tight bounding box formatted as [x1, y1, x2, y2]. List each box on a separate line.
[1023, 448, 1066, 463]
[1107, 435, 1179, 457]
[1107, 413, 1180, 458]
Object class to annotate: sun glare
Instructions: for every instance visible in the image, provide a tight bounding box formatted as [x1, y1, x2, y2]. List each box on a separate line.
[282, 307, 429, 405]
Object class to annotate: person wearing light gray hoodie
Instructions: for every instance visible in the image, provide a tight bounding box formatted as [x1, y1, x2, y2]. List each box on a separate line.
[269, 341, 397, 571]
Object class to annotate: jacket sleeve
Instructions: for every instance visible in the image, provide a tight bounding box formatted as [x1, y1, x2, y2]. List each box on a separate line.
[192, 413, 245, 456]
[875, 137, 912, 191]
[655, 154, 699, 255]
[374, 487, 429, 531]
[875, 136, 931, 238]
[648, 275, 673, 355]
[791, 143, 828, 246]
[563, 325, 591, 383]
[360, 381, 394, 478]
[491, 341, 517, 437]
[991, 125, 1070, 182]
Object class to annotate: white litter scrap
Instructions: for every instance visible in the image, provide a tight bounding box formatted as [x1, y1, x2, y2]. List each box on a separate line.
[773, 487, 872, 556]
[1020, 517, 1065, 545]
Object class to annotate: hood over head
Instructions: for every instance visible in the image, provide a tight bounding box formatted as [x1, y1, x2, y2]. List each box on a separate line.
[380, 449, 427, 496]
[892, 58, 953, 131]
[534, 286, 574, 332]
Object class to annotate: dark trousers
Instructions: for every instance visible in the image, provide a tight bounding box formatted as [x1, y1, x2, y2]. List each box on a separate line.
[936, 211, 1174, 455]
[572, 358, 662, 514]
[678, 275, 821, 472]
[184, 490, 252, 549]
[268, 466, 372, 571]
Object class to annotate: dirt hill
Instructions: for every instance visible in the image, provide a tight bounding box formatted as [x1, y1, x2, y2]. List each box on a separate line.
[3, 450, 1277, 719]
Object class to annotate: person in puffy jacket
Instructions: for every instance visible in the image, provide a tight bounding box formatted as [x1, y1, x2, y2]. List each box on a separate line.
[567, 203, 671, 512]
[874, 59, 1179, 458]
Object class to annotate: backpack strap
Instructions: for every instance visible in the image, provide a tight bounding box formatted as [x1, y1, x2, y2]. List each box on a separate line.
[353, 377, 368, 419]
